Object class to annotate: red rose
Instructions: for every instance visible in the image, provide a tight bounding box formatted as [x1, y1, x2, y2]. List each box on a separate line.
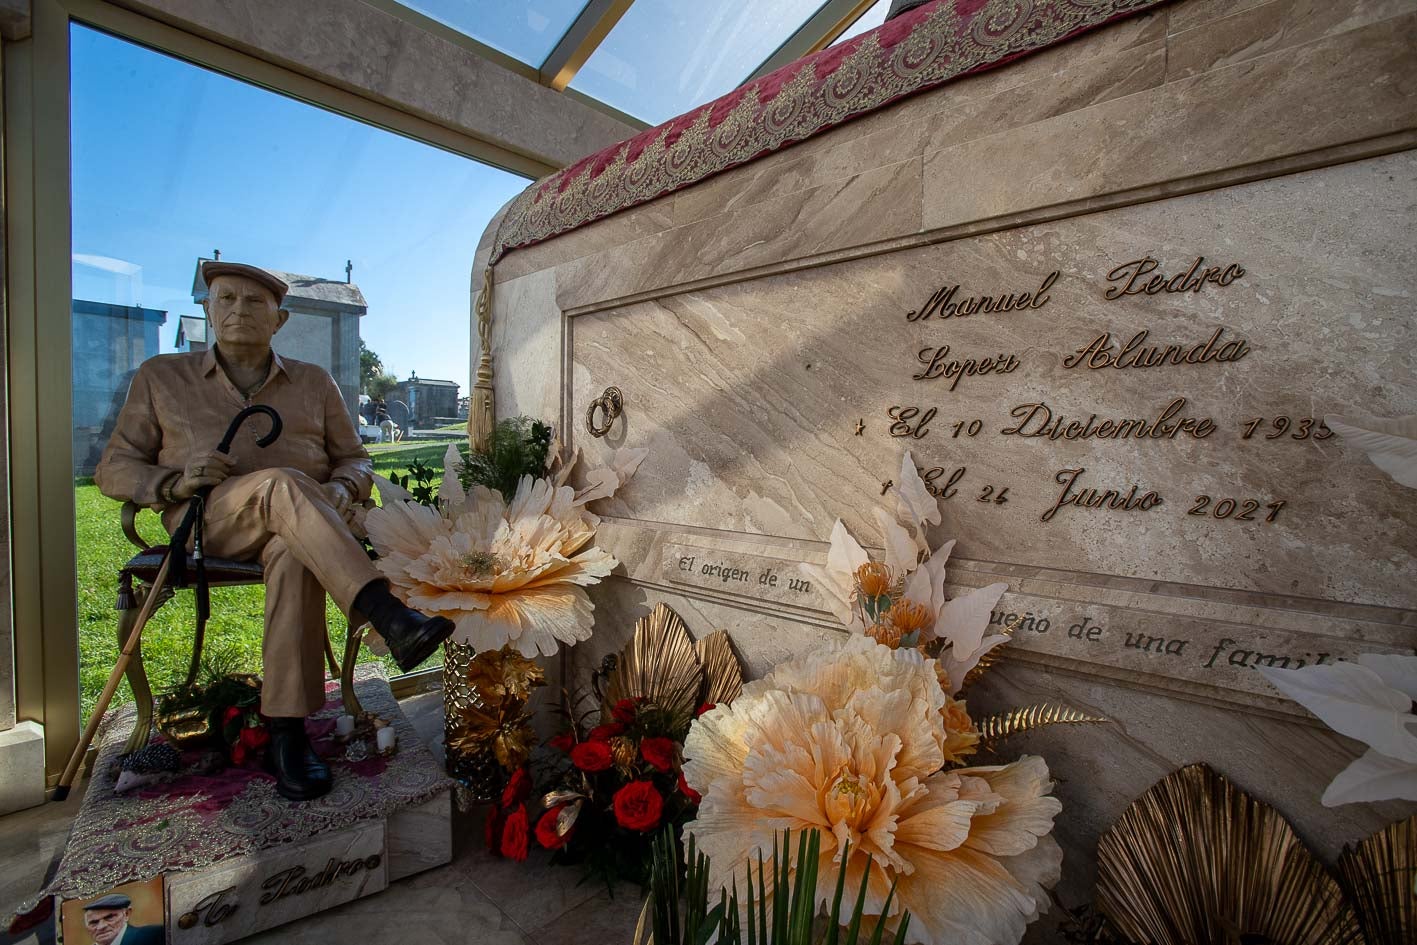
[238, 724, 270, 751]
[570, 740, 613, 772]
[639, 736, 677, 772]
[535, 805, 574, 850]
[613, 781, 664, 832]
[222, 706, 242, 725]
[677, 771, 702, 805]
[611, 698, 641, 724]
[501, 806, 529, 862]
[548, 732, 575, 752]
[589, 723, 626, 741]
[695, 702, 716, 718]
[501, 767, 531, 808]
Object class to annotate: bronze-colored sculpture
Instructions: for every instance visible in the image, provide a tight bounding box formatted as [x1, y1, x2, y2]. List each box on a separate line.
[95, 260, 454, 800]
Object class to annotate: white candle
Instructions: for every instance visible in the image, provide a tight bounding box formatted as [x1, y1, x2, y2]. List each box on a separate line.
[335, 715, 356, 737]
[376, 727, 397, 752]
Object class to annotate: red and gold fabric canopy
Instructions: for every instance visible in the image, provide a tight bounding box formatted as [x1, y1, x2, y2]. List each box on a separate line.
[486, 0, 1171, 266]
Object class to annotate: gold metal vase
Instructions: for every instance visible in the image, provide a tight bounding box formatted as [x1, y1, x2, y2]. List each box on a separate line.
[441, 640, 545, 803]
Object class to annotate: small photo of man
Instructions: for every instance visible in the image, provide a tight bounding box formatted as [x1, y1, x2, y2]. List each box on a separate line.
[61, 878, 165, 945]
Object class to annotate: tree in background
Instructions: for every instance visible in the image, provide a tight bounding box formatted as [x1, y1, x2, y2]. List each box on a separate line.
[359, 338, 384, 394]
[367, 371, 398, 401]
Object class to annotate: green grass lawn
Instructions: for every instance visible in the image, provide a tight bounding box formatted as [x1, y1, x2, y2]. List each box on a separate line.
[75, 447, 448, 724]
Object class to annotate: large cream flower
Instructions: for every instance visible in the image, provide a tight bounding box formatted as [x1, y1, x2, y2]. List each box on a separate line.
[684, 636, 1061, 945]
[364, 446, 640, 656]
[800, 451, 1010, 695]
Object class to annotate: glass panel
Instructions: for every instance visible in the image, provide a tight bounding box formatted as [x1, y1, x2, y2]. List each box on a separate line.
[71, 24, 528, 722]
[832, 0, 891, 46]
[570, 0, 830, 125]
[395, 0, 592, 67]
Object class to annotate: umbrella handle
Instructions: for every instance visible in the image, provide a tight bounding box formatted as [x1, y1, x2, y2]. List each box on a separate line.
[217, 404, 282, 453]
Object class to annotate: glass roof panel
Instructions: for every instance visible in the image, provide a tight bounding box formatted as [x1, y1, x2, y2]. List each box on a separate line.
[570, 0, 831, 126]
[832, 0, 891, 46]
[396, 0, 592, 67]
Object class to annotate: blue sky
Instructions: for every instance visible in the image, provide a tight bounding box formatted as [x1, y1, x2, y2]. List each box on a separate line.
[70, 23, 530, 392]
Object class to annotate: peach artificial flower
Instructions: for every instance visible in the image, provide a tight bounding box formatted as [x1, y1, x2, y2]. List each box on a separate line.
[866, 621, 904, 648]
[855, 561, 894, 598]
[940, 692, 981, 764]
[684, 636, 1060, 945]
[364, 445, 641, 657]
[800, 451, 1011, 695]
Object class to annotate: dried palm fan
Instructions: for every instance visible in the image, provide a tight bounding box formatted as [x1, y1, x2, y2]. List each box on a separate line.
[1096, 763, 1358, 945]
[603, 604, 744, 722]
[694, 629, 743, 706]
[1337, 815, 1415, 945]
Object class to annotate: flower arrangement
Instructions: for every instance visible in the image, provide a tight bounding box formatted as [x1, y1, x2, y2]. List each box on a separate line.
[801, 451, 1012, 701]
[155, 661, 266, 765]
[531, 603, 744, 886]
[361, 417, 644, 796]
[676, 452, 1104, 945]
[442, 645, 546, 787]
[527, 694, 706, 883]
[363, 436, 643, 658]
[684, 636, 1063, 945]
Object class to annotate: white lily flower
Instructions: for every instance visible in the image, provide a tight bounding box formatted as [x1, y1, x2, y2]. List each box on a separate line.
[1258, 654, 1417, 805]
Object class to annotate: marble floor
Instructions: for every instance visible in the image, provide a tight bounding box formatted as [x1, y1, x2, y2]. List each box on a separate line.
[0, 692, 646, 944]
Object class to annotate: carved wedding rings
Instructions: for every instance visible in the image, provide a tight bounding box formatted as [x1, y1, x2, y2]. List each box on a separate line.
[586, 387, 623, 438]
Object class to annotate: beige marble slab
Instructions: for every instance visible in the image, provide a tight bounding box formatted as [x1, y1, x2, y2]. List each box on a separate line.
[921, 13, 1417, 233]
[572, 153, 1417, 619]
[490, 269, 563, 428]
[1165, 0, 1417, 81]
[591, 519, 1411, 714]
[166, 821, 387, 945]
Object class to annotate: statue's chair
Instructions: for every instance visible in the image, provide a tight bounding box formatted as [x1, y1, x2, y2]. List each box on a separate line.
[114, 501, 368, 755]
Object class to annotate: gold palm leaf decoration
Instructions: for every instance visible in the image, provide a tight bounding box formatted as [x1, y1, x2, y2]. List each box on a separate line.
[1337, 815, 1415, 945]
[694, 629, 744, 706]
[976, 702, 1107, 748]
[604, 604, 744, 720]
[1096, 763, 1358, 945]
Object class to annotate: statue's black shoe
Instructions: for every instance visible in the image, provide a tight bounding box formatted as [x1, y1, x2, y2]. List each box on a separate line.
[354, 581, 456, 672]
[265, 717, 333, 802]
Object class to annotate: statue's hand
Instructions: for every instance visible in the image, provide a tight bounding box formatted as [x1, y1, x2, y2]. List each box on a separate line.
[322, 480, 357, 520]
[172, 450, 235, 500]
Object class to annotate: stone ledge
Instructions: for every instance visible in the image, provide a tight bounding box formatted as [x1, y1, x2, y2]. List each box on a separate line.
[0, 721, 45, 816]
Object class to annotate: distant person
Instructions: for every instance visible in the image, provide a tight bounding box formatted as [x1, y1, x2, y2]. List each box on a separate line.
[376, 403, 397, 443]
[81, 894, 164, 945]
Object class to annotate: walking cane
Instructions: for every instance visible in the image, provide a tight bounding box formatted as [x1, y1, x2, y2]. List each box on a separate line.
[54, 405, 283, 801]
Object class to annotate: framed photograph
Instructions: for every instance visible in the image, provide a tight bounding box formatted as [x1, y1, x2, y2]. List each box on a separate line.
[60, 877, 165, 945]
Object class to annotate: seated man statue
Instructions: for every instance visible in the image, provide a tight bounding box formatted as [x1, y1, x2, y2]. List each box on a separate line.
[96, 260, 453, 801]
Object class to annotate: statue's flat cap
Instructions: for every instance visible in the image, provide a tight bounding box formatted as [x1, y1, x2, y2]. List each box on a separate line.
[201, 261, 288, 305]
[83, 894, 132, 911]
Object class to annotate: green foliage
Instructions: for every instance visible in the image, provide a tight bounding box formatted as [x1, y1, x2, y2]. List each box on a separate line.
[359, 339, 384, 394]
[457, 415, 553, 500]
[367, 371, 398, 401]
[389, 457, 441, 508]
[638, 828, 911, 945]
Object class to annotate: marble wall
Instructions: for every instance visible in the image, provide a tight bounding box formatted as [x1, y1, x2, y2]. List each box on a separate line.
[477, 0, 1417, 938]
